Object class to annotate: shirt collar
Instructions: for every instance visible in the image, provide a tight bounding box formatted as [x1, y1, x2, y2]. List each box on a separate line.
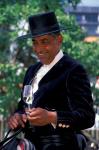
[43, 50, 64, 70]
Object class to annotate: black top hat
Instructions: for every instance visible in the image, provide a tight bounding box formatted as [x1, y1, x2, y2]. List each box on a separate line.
[28, 11, 61, 38]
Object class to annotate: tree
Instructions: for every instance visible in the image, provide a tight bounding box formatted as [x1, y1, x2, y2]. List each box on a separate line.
[0, 63, 26, 116]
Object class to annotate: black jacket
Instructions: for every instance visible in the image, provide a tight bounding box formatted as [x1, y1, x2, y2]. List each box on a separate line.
[17, 54, 95, 149]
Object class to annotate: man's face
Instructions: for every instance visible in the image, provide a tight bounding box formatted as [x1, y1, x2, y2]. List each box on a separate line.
[32, 34, 62, 65]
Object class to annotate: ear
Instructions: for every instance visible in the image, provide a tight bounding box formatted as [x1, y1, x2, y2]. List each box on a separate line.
[57, 34, 63, 44]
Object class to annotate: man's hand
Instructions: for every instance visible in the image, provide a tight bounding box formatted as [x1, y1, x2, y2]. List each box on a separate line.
[8, 113, 27, 130]
[26, 107, 57, 126]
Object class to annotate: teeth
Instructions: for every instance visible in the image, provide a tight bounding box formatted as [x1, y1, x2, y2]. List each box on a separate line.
[39, 54, 44, 55]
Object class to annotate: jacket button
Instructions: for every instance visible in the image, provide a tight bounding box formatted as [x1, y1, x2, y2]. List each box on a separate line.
[58, 123, 62, 127]
[62, 124, 66, 128]
[66, 125, 70, 128]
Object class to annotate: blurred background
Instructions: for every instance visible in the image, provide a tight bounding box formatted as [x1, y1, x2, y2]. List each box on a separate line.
[0, 0, 99, 149]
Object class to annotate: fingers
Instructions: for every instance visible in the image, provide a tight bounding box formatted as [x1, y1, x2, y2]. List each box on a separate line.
[22, 114, 27, 122]
[16, 114, 27, 128]
[25, 108, 36, 116]
[8, 113, 27, 130]
[26, 108, 37, 120]
[8, 114, 19, 129]
[26, 108, 49, 126]
[28, 108, 41, 117]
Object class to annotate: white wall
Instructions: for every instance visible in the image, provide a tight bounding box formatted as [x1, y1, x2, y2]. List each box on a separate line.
[79, 0, 99, 7]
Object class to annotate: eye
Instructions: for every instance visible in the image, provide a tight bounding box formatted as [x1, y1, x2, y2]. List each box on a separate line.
[41, 39, 50, 45]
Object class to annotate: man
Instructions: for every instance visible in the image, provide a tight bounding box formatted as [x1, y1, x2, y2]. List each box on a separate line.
[8, 11, 95, 150]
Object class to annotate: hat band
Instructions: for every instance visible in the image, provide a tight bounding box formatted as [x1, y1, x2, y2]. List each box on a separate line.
[31, 23, 60, 36]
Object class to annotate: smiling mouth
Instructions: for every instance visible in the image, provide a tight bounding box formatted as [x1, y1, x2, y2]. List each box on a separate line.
[38, 52, 48, 56]
[39, 53, 44, 56]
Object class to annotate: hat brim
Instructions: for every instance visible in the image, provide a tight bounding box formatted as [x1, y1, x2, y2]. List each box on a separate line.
[16, 27, 66, 40]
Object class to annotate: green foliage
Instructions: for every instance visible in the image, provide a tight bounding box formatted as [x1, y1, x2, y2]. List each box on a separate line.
[0, 1, 40, 63]
[63, 41, 99, 76]
[0, 63, 26, 116]
[38, 0, 63, 12]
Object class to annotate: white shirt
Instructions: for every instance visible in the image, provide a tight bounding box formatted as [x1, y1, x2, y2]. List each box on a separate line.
[32, 50, 64, 93]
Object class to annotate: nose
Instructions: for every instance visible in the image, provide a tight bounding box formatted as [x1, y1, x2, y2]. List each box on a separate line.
[33, 41, 48, 53]
[33, 43, 43, 53]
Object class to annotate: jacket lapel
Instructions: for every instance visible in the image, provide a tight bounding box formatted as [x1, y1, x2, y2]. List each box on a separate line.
[25, 62, 42, 85]
[38, 55, 68, 86]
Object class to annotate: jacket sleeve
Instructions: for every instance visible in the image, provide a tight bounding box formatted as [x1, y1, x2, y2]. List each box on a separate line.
[56, 64, 95, 131]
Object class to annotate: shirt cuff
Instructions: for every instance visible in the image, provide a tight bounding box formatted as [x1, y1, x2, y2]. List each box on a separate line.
[51, 123, 56, 129]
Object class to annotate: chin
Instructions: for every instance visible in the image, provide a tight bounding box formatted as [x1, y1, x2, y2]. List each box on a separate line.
[40, 59, 51, 65]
